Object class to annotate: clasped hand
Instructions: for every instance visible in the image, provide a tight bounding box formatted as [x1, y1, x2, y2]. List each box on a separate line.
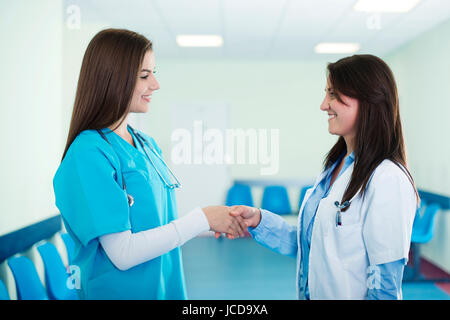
[202, 205, 261, 239]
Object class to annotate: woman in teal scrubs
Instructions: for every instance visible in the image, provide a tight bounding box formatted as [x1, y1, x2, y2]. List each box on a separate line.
[53, 29, 245, 299]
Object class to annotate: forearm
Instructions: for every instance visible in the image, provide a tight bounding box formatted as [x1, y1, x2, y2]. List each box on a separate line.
[249, 209, 298, 257]
[366, 258, 406, 300]
[99, 207, 210, 271]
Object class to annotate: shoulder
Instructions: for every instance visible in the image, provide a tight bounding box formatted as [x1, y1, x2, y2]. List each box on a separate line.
[370, 159, 410, 183]
[367, 159, 416, 201]
[53, 130, 121, 188]
[64, 129, 120, 167]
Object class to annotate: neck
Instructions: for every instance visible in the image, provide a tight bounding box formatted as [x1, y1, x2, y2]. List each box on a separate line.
[344, 135, 355, 158]
[109, 114, 130, 137]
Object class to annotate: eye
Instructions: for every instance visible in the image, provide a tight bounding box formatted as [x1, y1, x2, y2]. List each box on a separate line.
[140, 70, 156, 79]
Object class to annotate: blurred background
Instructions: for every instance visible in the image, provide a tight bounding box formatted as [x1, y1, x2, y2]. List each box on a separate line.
[0, 0, 449, 300]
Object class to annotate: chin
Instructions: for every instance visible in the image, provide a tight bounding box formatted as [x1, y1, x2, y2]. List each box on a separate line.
[131, 105, 149, 113]
[328, 125, 342, 136]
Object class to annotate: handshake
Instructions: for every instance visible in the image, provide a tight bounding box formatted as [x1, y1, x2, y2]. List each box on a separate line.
[202, 205, 262, 239]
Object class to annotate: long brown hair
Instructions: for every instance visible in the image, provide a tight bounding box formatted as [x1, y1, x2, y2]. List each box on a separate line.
[324, 54, 419, 210]
[61, 28, 152, 161]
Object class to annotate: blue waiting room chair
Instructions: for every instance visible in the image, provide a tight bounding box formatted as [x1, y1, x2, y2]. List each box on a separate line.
[261, 185, 292, 215]
[404, 202, 449, 282]
[60, 232, 75, 265]
[7, 255, 48, 300]
[37, 242, 79, 300]
[0, 279, 10, 300]
[225, 184, 254, 207]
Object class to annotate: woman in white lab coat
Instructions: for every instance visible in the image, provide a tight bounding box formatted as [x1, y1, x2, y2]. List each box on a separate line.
[228, 54, 420, 300]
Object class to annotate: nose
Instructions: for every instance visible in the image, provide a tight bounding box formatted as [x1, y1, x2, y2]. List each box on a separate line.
[150, 74, 160, 91]
[320, 96, 329, 111]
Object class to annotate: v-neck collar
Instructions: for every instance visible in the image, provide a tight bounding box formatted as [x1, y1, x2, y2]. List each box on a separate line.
[102, 126, 143, 155]
[127, 126, 140, 151]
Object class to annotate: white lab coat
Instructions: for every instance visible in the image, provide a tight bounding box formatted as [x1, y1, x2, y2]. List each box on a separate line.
[296, 159, 417, 299]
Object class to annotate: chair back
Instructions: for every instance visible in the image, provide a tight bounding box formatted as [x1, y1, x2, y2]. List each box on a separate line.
[411, 203, 441, 243]
[7, 256, 48, 300]
[226, 184, 254, 207]
[60, 232, 75, 265]
[262, 185, 292, 215]
[37, 242, 79, 300]
[0, 279, 10, 300]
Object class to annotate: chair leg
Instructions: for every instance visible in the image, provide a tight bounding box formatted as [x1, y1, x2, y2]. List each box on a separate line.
[404, 243, 450, 283]
[412, 243, 421, 280]
[403, 243, 424, 282]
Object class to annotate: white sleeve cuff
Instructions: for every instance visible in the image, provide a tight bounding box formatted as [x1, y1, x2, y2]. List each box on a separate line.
[171, 207, 210, 246]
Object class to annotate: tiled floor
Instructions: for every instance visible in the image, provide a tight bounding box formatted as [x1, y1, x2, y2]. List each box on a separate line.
[182, 236, 450, 300]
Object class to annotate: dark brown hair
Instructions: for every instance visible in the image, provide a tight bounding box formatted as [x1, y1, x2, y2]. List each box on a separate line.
[324, 54, 419, 210]
[61, 28, 152, 161]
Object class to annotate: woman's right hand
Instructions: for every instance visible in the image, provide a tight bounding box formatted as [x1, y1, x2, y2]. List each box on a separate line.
[229, 205, 261, 228]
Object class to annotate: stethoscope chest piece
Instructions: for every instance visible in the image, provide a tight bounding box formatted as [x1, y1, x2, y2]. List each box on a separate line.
[334, 200, 350, 227]
[127, 194, 135, 207]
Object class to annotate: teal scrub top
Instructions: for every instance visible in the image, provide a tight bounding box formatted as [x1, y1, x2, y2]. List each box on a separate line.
[53, 126, 187, 300]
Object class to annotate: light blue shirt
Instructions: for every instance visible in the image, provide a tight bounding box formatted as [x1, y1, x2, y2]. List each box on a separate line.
[53, 126, 187, 299]
[249, 152, 405, 300]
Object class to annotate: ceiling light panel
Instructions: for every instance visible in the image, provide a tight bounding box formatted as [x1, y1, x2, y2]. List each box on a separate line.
[353, 0, 421, 13]
[314, 42, 360, 53]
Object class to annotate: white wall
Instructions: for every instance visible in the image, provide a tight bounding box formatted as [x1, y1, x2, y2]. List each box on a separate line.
[0, 0, 64, 299]
[386, 18, 450, 273]
[0, 0, 63, 235]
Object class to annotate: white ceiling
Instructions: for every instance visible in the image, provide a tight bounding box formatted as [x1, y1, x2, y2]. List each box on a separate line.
[68, 0, 450, 60]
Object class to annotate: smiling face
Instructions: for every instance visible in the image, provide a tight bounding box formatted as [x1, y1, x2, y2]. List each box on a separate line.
[320, 78, 359, 147]
[129, 50, 160, 113]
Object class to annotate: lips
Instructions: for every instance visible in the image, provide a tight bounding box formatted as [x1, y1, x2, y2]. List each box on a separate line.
[328, 113, 337, 120]
[142, 95, 152, 103]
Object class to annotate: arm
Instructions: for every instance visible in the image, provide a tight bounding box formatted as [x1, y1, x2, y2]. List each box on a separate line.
[230, 206, 298, 258]
[366, 258, 406, 300]
[100, 206, 246, 271]
[99, 207, 208, 271]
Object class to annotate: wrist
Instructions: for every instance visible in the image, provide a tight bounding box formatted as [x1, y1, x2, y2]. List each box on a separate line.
[251, 208, 262, 228]
[201, 207, 213, 230]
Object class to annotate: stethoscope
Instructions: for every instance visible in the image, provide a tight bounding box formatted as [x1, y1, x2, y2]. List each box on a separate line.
[334, 188, 363, 227]
[334, 200, 350, 227]
[97, 125, 182, 207]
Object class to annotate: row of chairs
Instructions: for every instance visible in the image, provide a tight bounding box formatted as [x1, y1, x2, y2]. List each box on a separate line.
[0, 232, 77, 300]
[225, 183, 313, 215]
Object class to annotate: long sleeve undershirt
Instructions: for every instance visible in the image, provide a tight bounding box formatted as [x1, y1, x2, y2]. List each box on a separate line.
[98, 207, 210, 271]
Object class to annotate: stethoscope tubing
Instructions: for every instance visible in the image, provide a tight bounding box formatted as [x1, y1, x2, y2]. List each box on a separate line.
[96, 125, 182, 207]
